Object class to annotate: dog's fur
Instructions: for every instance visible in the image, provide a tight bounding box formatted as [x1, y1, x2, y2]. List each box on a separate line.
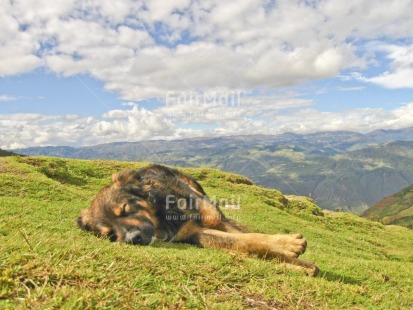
[78, 164, 318, 276]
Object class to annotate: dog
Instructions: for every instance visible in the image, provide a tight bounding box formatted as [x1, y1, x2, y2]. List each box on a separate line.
[77, 164, 318, 276]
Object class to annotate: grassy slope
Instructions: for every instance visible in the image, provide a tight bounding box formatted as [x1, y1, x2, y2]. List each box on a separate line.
[363, 184, 413, 229]
[0, 156, 412, 309]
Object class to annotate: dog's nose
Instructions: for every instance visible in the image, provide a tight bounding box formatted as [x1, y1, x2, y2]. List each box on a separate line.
[125, 230, 143, 245]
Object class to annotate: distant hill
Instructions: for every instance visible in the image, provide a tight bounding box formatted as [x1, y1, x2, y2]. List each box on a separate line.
[365, 127, 413, 143]
[11, 127, 413, 213]
[0, 148, 15, 157]
[363, 184, 413, 229]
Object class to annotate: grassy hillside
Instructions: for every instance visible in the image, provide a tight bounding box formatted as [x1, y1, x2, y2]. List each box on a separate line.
[363, 184, 413, 229]
[1, 156, 413, 309]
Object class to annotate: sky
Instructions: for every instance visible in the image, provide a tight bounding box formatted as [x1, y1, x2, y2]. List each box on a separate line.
[1, 0, 413, 149]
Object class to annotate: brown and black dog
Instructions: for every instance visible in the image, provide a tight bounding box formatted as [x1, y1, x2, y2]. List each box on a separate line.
[77, 164, 318, 276]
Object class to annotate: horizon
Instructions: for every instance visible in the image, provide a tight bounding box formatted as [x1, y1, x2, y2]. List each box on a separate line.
[9, 125, 413, 150]
[1, 1, 413, 149]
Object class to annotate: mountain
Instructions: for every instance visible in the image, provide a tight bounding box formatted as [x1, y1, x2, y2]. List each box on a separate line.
[1, 155, 413, 308]
[363, 184, 413, 229]
[365, 127, 413, 143]
[13, 127, 413, 159]
[11, 127, 413, 213]
[0, 148, 16, 157]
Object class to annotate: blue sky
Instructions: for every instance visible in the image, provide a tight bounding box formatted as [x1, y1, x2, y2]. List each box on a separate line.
[1, 0, 413, 149]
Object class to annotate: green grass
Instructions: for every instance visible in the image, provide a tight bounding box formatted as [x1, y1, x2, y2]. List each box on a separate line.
[1, 156, 413, 309]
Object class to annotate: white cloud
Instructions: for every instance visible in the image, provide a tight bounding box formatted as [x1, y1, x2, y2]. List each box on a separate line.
[0, 106, 177, 149]
[157, 91, 313, 124]
[2, 102, 413, 149]
[336, 86, 366, 91]
[207, 103, 413, 136]
[361, 44, 413, 89]
[144, 0, 191, 22]
[0, 95, 17, 102]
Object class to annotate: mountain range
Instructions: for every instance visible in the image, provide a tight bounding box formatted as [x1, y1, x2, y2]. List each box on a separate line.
[12, 127, 413, 214]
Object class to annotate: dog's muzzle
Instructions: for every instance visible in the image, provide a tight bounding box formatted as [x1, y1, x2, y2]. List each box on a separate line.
[124, 226, 155, 245]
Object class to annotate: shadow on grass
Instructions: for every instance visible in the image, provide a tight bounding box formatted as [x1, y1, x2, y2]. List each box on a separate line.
[149, 241, 198, 250]
[319, 270, 361, 285]
[18, 157, 88, 186]
[133, 242, 363, 285]
[126, 241, 363, 284]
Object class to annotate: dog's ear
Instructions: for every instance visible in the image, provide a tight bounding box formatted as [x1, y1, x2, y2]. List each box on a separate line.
[112, 169, 141, 188]
[77, 209, 91, 231]
[121, 184, 148, 198]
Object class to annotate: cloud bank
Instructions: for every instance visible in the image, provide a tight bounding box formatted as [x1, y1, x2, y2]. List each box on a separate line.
[2, 102, 413, 149]
[2, 0, 413, 94]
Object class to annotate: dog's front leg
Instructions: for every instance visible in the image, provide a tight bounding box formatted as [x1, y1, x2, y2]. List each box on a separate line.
[175, 222, 318, 276]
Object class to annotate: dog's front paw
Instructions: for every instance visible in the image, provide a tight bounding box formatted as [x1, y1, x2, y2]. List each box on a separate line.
[268, 233, 307, 258]
[306, 264, 319, 277]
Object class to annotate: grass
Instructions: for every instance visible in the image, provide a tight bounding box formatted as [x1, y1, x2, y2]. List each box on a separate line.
[1, 155, 413, 309]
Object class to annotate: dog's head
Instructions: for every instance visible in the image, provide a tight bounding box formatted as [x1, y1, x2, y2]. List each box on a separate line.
[77, 170, 157, 245]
